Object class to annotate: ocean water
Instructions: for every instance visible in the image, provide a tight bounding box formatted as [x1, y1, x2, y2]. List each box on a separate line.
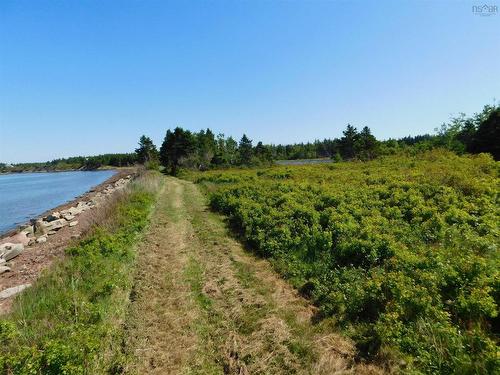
[0, 170, 116, 234]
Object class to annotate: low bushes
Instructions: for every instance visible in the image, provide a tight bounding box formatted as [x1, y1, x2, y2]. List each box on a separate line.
[196, 150, 499, 374]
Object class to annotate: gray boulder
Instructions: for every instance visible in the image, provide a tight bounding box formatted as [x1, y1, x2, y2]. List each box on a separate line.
[68, 207, 83, 216]
[0, 243, 24, 261]
[0, 266, 11, 274]
[20, 224, 34, 236]
[36, 235, 47, 244]
[45, 212, 61, 222]
[0, 284, 31, 299]
[77, 201, 88, 209]
[0, 232, 30, 247]
[46, 218, 68, 231]
[34, 219, 47, 235]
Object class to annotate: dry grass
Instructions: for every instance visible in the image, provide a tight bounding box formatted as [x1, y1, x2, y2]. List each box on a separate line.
[122, 179, 200, 374]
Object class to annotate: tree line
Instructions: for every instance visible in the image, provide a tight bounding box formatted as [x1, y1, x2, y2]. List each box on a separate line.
[0, 153, 138, 173]
[135, 129, 270, 175]
[135, 103, 498, 175]
[134, 125, 381, 175]
[264, 104, 499, 161]
[2, 103, 497, 174]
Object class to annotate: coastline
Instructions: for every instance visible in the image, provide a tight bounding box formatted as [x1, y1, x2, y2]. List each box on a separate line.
[0, 165, 125, 175]
[0, 169, 131, 239]
[0, 168, 138, 313]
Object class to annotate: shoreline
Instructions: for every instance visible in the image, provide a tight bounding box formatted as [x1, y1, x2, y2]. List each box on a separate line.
[0, 168, 138, 313]
[0, 166, 127, 175]
[0, 169, 129, 239]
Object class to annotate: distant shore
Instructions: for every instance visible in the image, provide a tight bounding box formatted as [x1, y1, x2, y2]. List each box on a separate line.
[0, 165, 126, 175]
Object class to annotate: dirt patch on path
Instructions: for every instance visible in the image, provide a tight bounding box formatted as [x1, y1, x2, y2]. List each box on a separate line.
[123, 177, 385, 374]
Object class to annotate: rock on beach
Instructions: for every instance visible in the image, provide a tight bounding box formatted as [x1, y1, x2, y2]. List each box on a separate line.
[0, 243, 24, 261]
[0, 284, 31, 299]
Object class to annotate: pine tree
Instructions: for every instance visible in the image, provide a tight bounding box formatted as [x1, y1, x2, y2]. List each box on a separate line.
[159, 127, 195, 175]
[238, 134, 253, 165]
[135, 135, 159, 164]
[340, 124, 359, 159]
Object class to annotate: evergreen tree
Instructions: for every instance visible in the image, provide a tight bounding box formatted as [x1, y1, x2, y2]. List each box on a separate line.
[238, 134, 253, 165]
[196, 128, 217, 168]
[358, 126, 378, 160]
[159, 127, 195, 175]
[212, 133, 227, 166]
[470, 107, 499, 160]
[225, 137, 238, 165]
[254, 141, 273, 163]
[340, 124, 359, 159]
[135, 135, 158, 164]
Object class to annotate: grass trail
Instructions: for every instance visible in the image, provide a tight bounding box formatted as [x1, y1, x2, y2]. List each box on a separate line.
[123, 177, 381, 374]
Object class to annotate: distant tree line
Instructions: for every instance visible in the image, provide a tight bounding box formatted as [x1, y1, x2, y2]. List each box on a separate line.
[0, 153, 138, 173]
[265, 104, 499, 162]
[431, 104, 499, 160]
[2, 103, 497, 174]
[144, 104, 498, 175]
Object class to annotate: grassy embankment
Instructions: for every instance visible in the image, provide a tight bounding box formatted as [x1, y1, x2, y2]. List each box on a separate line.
[0, 172, 161, 374]
[192, 150, 500, 374]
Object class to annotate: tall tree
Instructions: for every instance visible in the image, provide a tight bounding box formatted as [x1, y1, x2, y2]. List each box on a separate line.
[254, 141, 273, 162]
[358, 126, 378, 160]
[159, 127, 195, 175]
[212, 133, 227, 166]
[225, 137, 238, 165]
[340, 124, 359, 159]
[254, 141, 265, 157]
[135, 135, 158, 164]
[238, 134, 253, 165]
[196, 128, 217, 168]
[470, 107, 500, 160]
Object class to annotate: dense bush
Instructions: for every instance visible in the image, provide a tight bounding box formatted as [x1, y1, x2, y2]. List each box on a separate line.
[196, 150, 499, 374]
[0, 175, 158, 374]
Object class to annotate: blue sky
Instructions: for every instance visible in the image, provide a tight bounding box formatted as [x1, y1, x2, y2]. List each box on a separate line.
[1, 1, 499, 163]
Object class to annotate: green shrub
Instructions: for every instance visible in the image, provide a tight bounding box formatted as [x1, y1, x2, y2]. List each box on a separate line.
[195, 151, 499, 374]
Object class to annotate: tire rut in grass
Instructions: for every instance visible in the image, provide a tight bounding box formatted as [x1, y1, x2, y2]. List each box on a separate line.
[123, 180, 199, 374]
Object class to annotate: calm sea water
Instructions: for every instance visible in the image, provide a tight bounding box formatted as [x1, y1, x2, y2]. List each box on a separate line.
[0, 170, 116, 234]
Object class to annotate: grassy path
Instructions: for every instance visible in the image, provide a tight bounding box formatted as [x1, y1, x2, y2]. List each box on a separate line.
[123, 177, 379, 374]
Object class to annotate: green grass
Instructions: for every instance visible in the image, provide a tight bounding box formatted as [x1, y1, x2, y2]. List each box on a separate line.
[0, 174, 159, 374]
[184, 257, 213, 311]
[183, 256, 225, 375]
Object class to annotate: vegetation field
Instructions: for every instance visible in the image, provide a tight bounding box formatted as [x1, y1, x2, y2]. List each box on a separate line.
[194, 150, 499, 374]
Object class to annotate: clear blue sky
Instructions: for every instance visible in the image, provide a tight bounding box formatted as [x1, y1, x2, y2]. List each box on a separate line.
[1, 0, 498, 163]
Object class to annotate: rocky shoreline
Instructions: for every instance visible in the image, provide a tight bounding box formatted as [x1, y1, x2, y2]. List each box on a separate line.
[0, 169, 136, 312]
